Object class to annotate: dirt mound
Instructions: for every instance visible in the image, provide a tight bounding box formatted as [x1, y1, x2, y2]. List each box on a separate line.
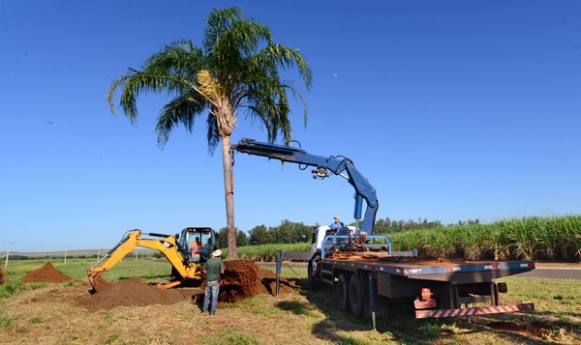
[21, 262, 71, 283]
[220, 260, 298, 302]
[0, 267, 5, 285]
[80, 278, 199, 311]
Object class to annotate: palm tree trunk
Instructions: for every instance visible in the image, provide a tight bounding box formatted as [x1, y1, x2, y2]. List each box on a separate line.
[220, 134, 237, 258]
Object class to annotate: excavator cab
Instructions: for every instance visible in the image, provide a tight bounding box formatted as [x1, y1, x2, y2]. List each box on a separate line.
[177, 227, 217, 264]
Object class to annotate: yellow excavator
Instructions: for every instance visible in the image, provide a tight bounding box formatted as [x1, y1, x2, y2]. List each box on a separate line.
[87, 227, 217, 292]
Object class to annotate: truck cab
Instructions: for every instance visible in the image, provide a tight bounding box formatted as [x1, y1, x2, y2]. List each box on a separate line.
[310, 225, 357, 256]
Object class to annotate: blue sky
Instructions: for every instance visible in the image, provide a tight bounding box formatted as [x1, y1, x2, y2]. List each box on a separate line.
[1, 1, 580, 251]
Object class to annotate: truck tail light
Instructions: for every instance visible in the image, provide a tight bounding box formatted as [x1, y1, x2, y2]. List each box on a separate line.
[421, 288, 431, 301]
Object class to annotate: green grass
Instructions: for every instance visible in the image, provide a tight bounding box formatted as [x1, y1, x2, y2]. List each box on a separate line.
[222, 243, 310, 260]
[256, 263, 307, 278]
[200, 329, 263, 345]
[227, 216, 580, 262]
[1, 257, 579, 344]
[390, 215, 581, 261]
[1, 258, 172, 290]
[0, 310, 16, 328]
[498, 276, 581, 315]
[1, 282, 45, 298]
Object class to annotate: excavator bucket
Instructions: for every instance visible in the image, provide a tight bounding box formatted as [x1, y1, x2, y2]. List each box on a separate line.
[88, 270, 117, 294]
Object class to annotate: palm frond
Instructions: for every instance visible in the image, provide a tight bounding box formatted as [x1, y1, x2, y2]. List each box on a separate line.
[206, 113, 220, 153]
[255, 43, 312, 89]
[204, 7, 244, 53]
[144, 40, 205, 79]
[108, 69, 195, 121]
[156, 93, 208, 146]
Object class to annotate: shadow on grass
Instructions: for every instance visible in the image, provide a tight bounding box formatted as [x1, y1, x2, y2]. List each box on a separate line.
[275, 300, 312, 316]
[277, 278, 579, 345]
[534, 310, 581, 319]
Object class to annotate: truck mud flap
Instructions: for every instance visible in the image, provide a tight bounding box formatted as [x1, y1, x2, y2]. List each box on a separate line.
[415, 303, 534, 319]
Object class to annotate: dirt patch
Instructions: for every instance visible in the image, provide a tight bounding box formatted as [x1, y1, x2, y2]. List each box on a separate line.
[0, 267, 5, 284]
[220, 260, 298, 303]
[79, 277, 201, 311]
[79, 260, 297, 311]
[487, 321, 550, 339]
[21, 262, 71, 283]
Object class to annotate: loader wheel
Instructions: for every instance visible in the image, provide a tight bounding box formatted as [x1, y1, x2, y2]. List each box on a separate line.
[335, 273, 350, 312]
[308, 253, 322, 290]
[349, 274, 364, 316]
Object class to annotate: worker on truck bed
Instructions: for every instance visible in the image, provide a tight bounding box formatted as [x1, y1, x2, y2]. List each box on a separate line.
[330, 216, 344, 230]
[202, 249, 224, 316]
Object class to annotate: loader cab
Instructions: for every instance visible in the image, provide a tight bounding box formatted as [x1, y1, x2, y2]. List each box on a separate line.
[178, 227, 217, 264]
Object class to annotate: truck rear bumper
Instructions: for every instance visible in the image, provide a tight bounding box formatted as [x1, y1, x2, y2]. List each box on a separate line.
[415, 303, 534, 319]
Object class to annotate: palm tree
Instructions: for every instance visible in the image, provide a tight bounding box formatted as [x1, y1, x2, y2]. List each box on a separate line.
[107, 7, 311, 258]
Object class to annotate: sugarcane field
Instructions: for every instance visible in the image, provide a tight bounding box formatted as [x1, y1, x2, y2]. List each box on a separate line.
[1, 2, 580, 345]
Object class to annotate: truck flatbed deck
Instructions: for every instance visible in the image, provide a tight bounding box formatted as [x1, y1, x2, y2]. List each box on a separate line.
[322, 253, 535, 282]
[315, 251, 535, 319]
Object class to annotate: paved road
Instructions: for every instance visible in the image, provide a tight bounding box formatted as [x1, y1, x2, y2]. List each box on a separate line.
[518, 267, 581, 280]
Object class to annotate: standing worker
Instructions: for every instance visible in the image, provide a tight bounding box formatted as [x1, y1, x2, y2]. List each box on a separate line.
[202, 249, 224, 316]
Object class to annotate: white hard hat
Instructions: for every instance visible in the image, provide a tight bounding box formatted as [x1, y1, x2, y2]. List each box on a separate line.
[212, 249, 222, 257]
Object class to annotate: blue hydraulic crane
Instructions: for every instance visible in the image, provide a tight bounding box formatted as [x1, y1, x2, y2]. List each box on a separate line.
[232, 138, 378, 234]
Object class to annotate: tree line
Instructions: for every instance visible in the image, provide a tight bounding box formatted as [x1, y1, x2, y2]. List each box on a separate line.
[216, 217, 478, 248]
[216, 220, 314, 248]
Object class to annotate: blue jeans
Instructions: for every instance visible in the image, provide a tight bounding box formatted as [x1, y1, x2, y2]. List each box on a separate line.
[202, 280, 220, 314]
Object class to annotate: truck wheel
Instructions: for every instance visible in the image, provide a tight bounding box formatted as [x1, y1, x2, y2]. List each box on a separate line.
[349, 274, 363, 316]
[335, 273, 350, 312]
[308, 253, 321, 290]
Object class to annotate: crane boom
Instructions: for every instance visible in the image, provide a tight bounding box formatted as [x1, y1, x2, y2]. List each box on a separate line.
[232, 138, 378, 234]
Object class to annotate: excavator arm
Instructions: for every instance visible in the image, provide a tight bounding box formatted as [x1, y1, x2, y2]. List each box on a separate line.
[232, 138, 379, 234]
[87, 230, 202, 292]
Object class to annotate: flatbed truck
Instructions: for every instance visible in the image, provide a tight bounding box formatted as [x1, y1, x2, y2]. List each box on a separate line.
[311, 233, 534, 319]
[233, 138, 535, 320]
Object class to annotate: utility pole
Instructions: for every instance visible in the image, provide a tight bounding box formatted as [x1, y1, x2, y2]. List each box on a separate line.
[3, 242, 15, 268]
[63, 248, 68, 264]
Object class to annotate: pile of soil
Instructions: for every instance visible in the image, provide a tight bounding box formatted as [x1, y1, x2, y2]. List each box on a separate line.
[0, 267, 5, 285]
[21, 262, 71, 283]
[80, 277, 199, 311]
[220, 260, 297, 302]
